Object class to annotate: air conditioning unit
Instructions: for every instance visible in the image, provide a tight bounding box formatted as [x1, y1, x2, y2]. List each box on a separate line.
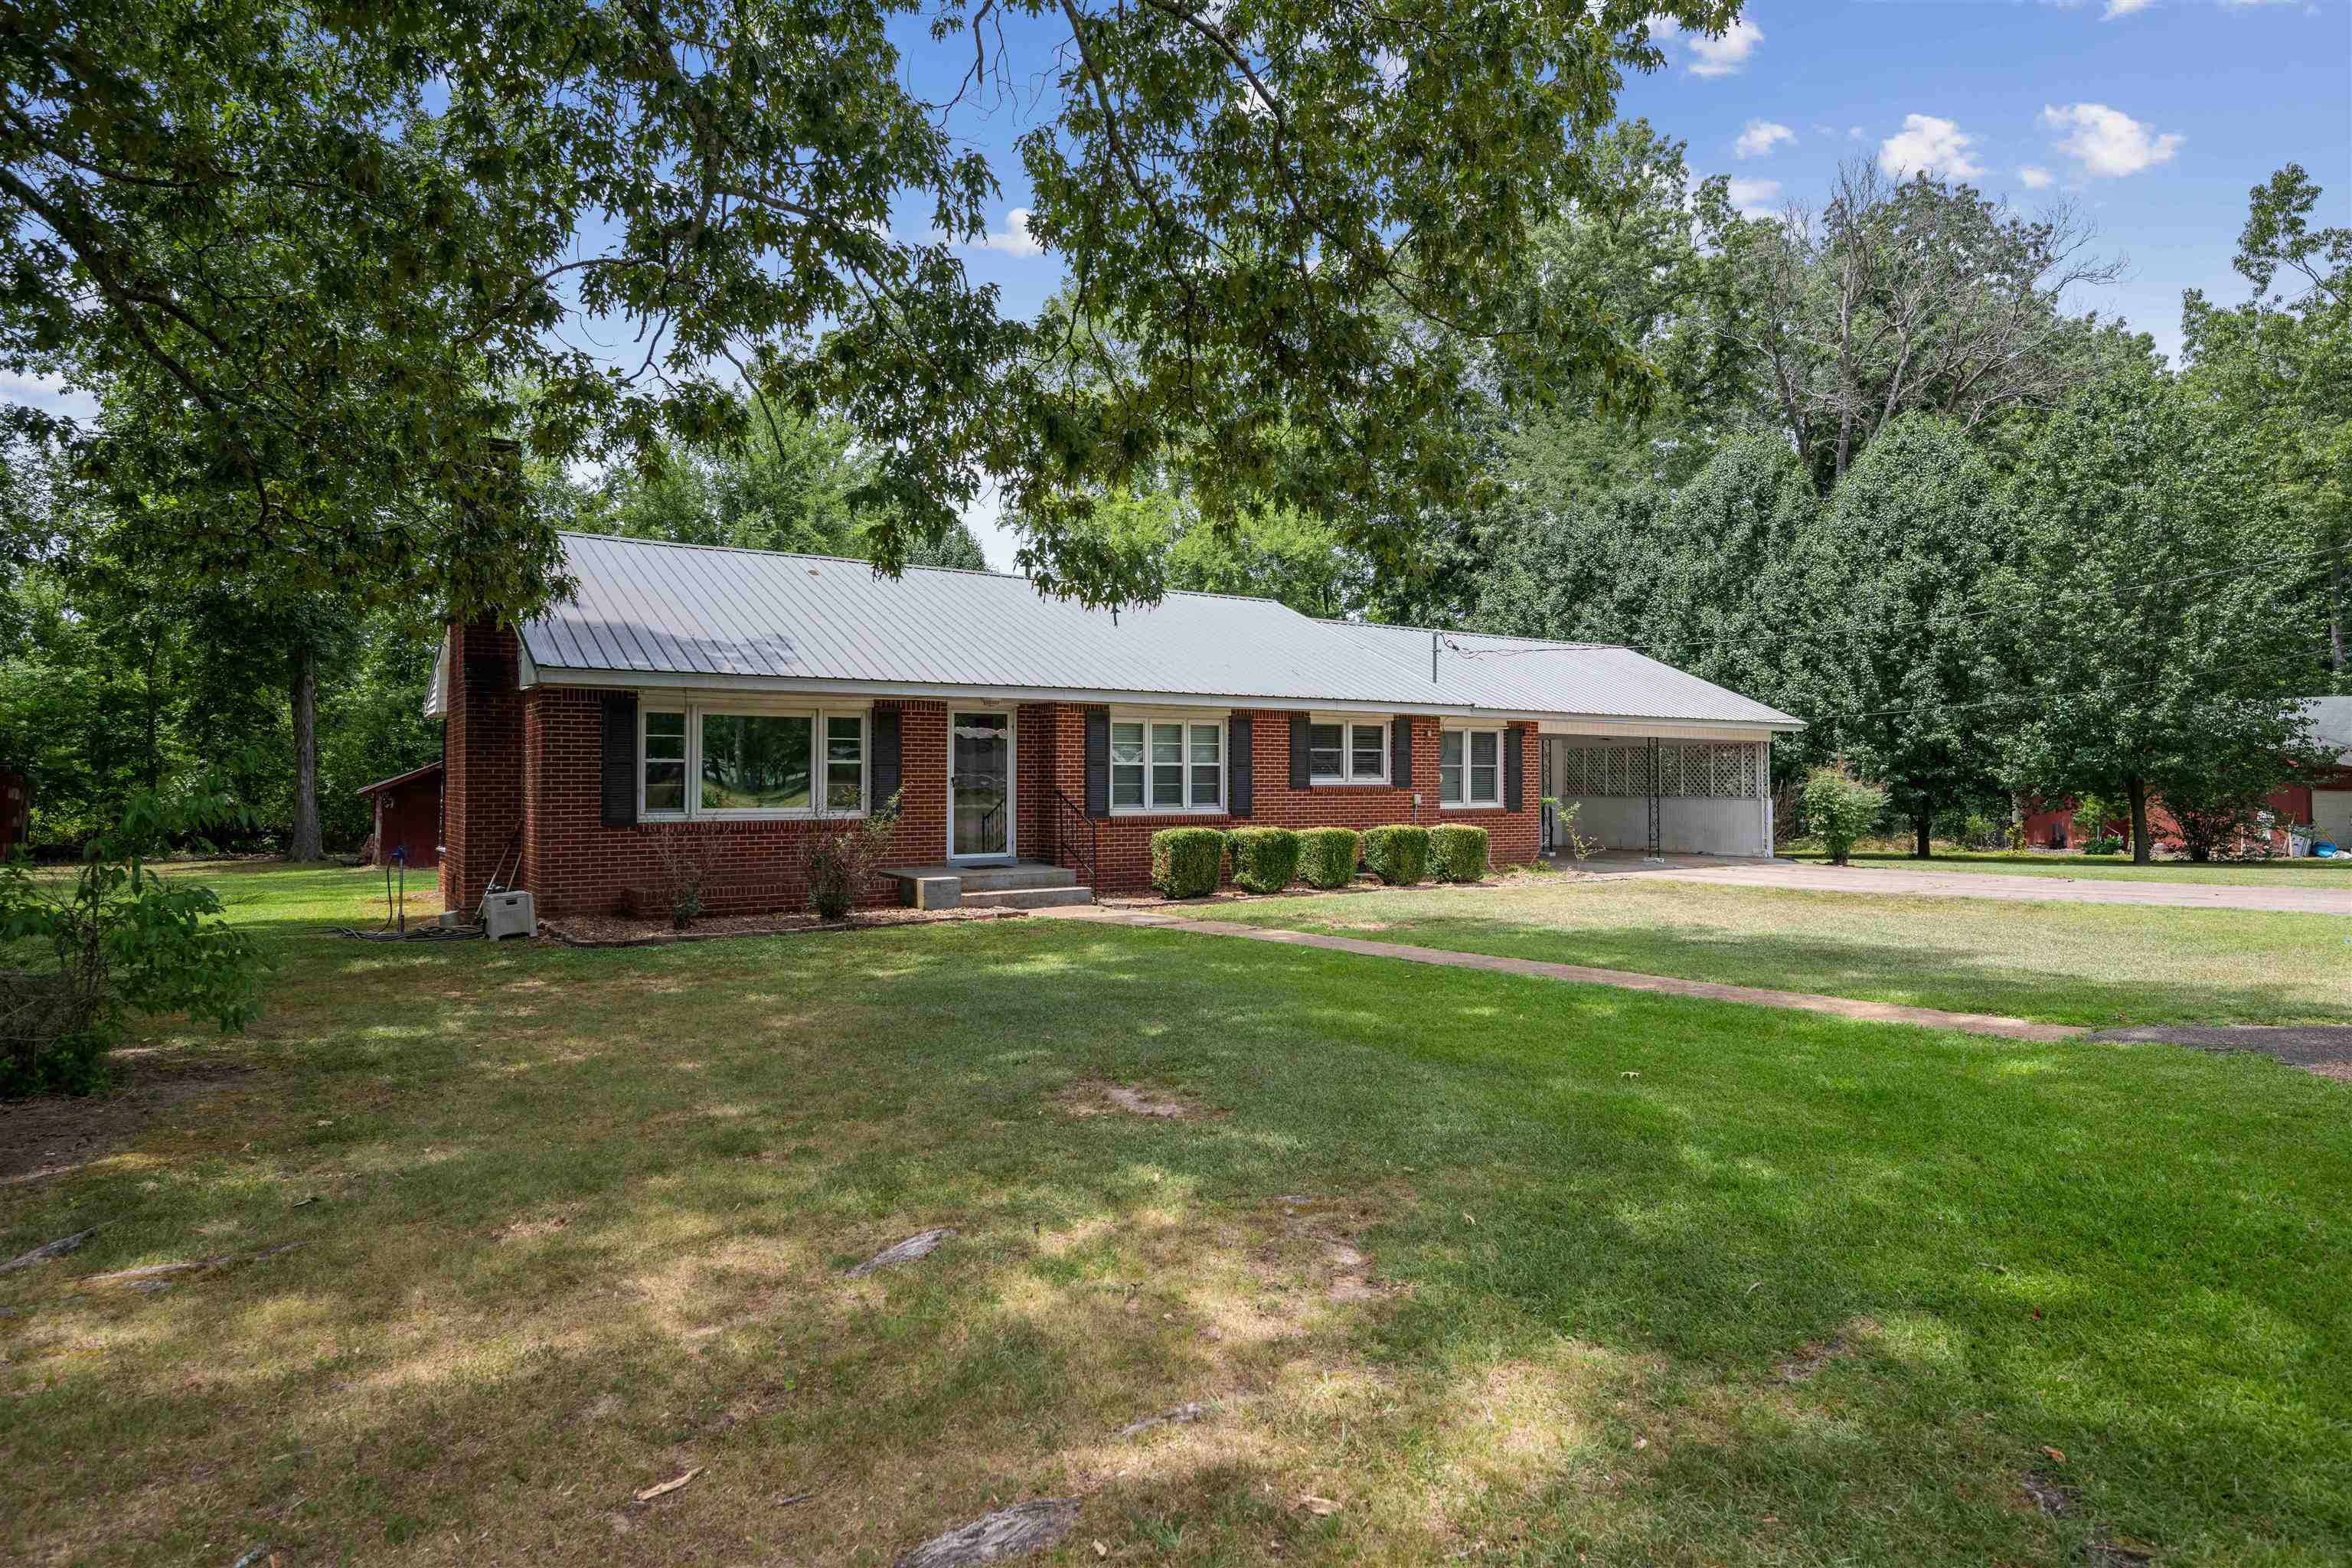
[482, 890, 537, 941]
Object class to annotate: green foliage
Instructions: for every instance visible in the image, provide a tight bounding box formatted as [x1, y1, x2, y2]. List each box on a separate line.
[1295, 827, 1362, 890]
[804, 795, 903, 921]
[2081, 837, 2124, 857]
[1802, 767, 1888, 867]
[1429, 825, 1489, 883]
[1988, 371, 2324, 862]
[0, 782, 265, 1095]
[1361, 825, 1431, 887]
[1148, 828, 1226, 900]
[3, 0, 1733, 616]
[1226, 827, 1302, 895]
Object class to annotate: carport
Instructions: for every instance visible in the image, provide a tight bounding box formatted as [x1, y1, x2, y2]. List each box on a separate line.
[1537, 731, 1775, 859]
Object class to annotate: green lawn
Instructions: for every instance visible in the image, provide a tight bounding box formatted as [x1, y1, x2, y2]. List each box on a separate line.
[1205, 876, 2352, 1027]
[1780, 847, 2352, 889]
[3, 863, 2347, 1566]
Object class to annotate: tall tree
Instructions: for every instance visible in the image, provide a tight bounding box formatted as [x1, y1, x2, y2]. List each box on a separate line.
[2, 0, 1739, 616]
[1788, 415, 2014, 854]
[1702, 162, 2148, 492]
[2180, 164, 2352, 673]
[1991, 371, 2324, 864]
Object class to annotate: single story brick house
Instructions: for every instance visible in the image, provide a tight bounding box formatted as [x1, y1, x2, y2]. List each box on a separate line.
[430, 533, 1805, 915]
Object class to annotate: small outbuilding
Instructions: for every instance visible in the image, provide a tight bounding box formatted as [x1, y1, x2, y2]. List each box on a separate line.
[357, 761, 443, 869]
[0, 769, 27, 860]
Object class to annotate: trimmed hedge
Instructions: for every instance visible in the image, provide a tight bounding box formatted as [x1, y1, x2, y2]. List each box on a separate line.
[1296, 827, 1361, 889]
[1362, 824, 1431, 886]
[1227, 827, 1302, 893]
[1429, 824, 1489, 883]
[1150, 826, 1227, 898]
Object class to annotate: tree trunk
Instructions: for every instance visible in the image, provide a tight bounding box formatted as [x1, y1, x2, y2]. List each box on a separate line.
[2331, 560, 2348, 676]
[288, 640, 324, 862]
[1913, 811, 1932, 859]
[2125, 776, 2152, 867]
[143, 641, 162, 792]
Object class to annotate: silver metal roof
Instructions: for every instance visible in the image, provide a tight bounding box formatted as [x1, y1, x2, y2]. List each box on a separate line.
[519, 532, 1804, 730]
[2298, 697, 2352, 764]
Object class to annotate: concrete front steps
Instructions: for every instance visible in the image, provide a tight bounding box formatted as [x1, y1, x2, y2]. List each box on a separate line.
[884, 861, 1093, 910]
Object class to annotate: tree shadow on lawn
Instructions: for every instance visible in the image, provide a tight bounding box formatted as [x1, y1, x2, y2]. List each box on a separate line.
[1233, 906, 2352, 1028]
[4, 920, 2346, 1564]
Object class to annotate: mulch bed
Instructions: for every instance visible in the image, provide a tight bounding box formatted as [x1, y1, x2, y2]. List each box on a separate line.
[1094, 874, 1534, 912]
[542, 904, 1026, 949]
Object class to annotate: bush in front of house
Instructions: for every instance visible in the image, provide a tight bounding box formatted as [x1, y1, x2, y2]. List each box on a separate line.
[802, 792, 903, 921]
[1150, 827, 1227, 899]
[1429, 824, 1489, 883]
[1296, 827, 1362, 889]
[1801, 766, 1888, 867]
[2081, 836, 2124, 856]
[1361, 824, 1431, 886]
[1227, 827, 1301, 894]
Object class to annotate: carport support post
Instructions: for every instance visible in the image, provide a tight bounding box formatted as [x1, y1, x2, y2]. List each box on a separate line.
[1645, 737, 1663, 863]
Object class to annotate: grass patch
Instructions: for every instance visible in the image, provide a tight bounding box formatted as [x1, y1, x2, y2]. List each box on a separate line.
[1207, 876, 2352, 1027]
[2, 862, 2347, 1566]
[1780, 848, 2352, 888]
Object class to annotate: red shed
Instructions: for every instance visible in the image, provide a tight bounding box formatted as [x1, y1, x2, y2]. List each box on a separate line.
[0, 769, 27, 859]
[357, 761, 443, 868]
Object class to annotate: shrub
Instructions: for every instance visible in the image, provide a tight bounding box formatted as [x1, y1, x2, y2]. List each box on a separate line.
[1801, 766, 1888, 867]
[1296, 827, 1361, 889]
[1429, 824, 1489, 882]
[1361, 824, 1431, 886]
[658, 840, 707, 929]
[1544, 797, 1599, 861]
[0, 783, 265, 1096]
[2081, 835, 2124, 856]
[1150, 827, 1227, 899]
[804, 793, 903, 921]
[1227, 827, 1301, 894]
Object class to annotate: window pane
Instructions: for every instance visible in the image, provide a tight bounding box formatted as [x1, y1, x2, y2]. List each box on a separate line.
[1440, 732, 1465, 805]
[1190, 724, 1220, 763]
[1351, 724, 1384, 778]
[645, 760, 686, 813]
[1112, 764, 1145, 807]
[645, 710, 686, 760]
[1191, 766, 1220, 805]
[700, 713, 812, 810]
[1470, 730, 1500, 804]
[1111, 722, 1145, 764]
[1152, 766, 1184, 806]
[826, 715, 863, 762]
[1151, 723, 1183, 762]
[1309, 721, 1343, 778]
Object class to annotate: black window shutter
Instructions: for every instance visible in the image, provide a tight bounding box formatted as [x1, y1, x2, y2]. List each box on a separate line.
[599, 693, 639, 827]
[1288, 713, 1310, 789]
[1084, 706, 1110, 818]
[1504, 728, 1524, 811]
[1390, 717, 1412, 787]
[1229, 714, 1253, 817]
[870, 705, 902, 810]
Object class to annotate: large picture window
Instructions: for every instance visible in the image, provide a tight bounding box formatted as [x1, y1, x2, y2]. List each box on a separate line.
[1111, 712, 1224, 812]
[640, 704, 867, 819]
[1441, 728, 1503, 808]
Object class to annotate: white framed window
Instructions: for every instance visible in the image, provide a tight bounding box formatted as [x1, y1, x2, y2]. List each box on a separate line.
[1441, 727, 1504, 808]
[640, 701, 867, 820]
[1112, 710, 1225, 813]
[1309, 718, 1390, 784]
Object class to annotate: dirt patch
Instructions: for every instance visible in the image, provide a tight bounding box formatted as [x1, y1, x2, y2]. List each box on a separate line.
[2091, 1024, 2352, 1082]
[1775, 1317, 1876, 1383]
[2019, 1472, 2078, 1516]
[1059, 1082, 1214, 1121]
[0, 1062, 252, 1184]
[544, 905, 1024, 947]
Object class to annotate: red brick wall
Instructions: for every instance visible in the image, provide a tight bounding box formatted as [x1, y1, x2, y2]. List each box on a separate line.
[508, 691, 949, 917]
[443, 673, 1540, 913]
[1035, 706, 1539, 895]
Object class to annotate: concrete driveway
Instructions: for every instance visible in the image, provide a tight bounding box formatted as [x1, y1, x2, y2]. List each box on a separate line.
[1572, 854, 2352, 916]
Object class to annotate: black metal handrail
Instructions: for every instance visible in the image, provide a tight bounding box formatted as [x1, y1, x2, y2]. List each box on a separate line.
[1051, 788, 1098, 897]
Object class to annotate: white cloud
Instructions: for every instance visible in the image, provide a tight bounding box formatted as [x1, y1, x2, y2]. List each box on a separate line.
[2040, 102, 2183, 177]
[1735, 119, 1795, 159]
[1686, 18, 1764, 76]
[2017, 165, 2056, 190]
[2102, 0, 2155, 15]
[969, 209, 1046, 256]
[1879, 114, 1984, 179]
[1726, 177, 1784, 217]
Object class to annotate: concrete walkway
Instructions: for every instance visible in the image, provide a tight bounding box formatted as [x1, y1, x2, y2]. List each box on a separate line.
[1043, 906, 2084, 1043]
[1584, 858, 2352, 916]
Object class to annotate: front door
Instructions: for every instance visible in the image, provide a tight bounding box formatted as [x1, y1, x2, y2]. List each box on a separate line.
[949, 710, 1015, 861]
[1539, 737, 1559, 853]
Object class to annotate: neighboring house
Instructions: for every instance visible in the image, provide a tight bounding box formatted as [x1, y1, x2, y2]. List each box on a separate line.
[356, 761, 443, 869]
[2018, 695, 2352, 854]
[431, 533, 1805, 915]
